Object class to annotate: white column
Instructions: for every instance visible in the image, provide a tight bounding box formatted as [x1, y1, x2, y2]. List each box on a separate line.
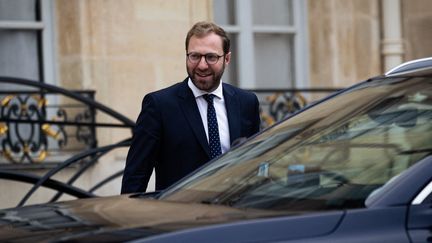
[293, 0, 309, 88]
[381, 0, 404, 71]
[236, 0, 255, 89]
[41, 0, 58, 85]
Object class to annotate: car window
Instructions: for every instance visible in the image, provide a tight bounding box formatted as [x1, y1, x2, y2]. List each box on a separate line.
[161, 77, 432, 213]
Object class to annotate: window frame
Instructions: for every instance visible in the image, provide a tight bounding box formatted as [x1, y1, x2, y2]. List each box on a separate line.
[0, 0, 57, 85]
[215, 0, 309, 89]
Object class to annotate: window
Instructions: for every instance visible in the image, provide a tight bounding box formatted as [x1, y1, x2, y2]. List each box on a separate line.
[0, 0, 62, 167]
[0, 0, 56, 85]
[213, 0, 308, 89]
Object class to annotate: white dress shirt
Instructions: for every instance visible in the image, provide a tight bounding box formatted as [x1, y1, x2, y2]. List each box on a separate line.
[188, 78, 230, 153]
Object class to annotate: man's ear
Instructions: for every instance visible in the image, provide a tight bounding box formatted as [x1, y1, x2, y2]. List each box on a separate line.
[224, 52, 232, 64]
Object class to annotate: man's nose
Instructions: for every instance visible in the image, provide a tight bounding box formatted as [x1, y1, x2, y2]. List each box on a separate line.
[197, 56, 209, 68]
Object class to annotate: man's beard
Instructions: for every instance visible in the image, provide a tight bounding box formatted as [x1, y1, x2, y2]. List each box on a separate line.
[188, 62, 225, 92]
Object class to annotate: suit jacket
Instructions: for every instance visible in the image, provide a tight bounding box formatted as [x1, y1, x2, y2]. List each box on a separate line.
[121, 78, 261, 193]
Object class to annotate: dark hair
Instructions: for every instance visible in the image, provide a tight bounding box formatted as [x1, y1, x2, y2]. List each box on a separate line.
[185, 21, 230, 54]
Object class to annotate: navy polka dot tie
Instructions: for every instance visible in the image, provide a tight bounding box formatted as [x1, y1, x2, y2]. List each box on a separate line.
[203, 94, 222, 159]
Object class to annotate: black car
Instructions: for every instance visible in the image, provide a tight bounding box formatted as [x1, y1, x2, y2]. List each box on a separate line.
[0, 58, 431, 242]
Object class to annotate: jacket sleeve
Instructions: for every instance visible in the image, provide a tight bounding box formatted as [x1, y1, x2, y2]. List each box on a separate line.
[121, 94, 161, 194]
[251, 93, 261, 134]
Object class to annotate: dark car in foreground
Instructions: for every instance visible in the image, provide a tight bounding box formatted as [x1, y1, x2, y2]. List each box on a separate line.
[1, 58, 432, 242]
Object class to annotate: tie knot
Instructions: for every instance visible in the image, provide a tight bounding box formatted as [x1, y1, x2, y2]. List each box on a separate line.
[203, 94, 215, 104]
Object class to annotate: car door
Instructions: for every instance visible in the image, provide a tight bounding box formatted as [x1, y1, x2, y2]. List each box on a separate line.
[407, 181, 432, 243]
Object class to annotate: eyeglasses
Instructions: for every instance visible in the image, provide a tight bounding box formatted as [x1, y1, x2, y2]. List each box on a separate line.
[186, 52, 224, 65]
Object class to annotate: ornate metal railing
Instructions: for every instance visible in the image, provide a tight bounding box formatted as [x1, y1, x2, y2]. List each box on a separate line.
[251, 88, 341, 128]
[16, 138, 131, 207]
[0, 77, 134, 169]
[0, 76, 135, 206]
[0, 89, 95, 165]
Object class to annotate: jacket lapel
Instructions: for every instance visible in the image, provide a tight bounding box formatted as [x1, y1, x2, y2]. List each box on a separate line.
[177, 79, 211, 157]
[223, 84, 241, 145]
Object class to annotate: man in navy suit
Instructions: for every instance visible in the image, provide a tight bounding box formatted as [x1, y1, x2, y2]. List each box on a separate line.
[121, 21, 261, 193]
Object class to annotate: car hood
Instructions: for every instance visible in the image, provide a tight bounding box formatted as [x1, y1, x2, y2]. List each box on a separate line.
[0, 194, 343, 242]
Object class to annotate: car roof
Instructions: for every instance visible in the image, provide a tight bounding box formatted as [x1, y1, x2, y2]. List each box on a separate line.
[385, 57, 432, 77]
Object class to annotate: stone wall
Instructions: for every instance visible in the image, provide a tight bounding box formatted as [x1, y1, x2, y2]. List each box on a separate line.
[402, 0, 432, 60]
[308, 0, 432, 88]
[308, 0, 381, 88]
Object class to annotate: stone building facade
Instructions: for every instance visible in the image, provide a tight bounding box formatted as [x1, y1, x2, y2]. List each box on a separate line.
[0, 0, 432, 208]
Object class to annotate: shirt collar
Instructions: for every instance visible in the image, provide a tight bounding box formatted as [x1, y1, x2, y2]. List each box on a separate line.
[188, 78, 223, 99]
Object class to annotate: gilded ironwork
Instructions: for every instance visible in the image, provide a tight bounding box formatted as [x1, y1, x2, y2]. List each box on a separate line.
[253, 88, 341, 128]
[258, 92, 308, 128]
[1, 94, 50, 163]
[0, 77, 135, 205]
[1, 95, 13, 107]
[0, 123, 7, 136]
[0, 92, 100, 163]
[0, 93, 86, 164]
[0, 77, 134, 168]
[75, 108, 96, 147]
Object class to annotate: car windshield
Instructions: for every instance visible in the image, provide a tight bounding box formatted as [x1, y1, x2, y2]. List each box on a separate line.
[160, 77, 432, 213]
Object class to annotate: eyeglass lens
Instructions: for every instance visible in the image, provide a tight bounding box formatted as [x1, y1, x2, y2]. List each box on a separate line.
[188, 53, 222, 64]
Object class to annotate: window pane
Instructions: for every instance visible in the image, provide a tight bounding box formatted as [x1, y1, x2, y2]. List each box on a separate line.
[0, 0, 41, 85]
[254, 33, 294, 88]
[0, 30, 39, 81]
[222, 33, 238, 86]
[0, 0, 37, 21]
[213, 0, 236, 25]
[252, 0, 293, 26]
